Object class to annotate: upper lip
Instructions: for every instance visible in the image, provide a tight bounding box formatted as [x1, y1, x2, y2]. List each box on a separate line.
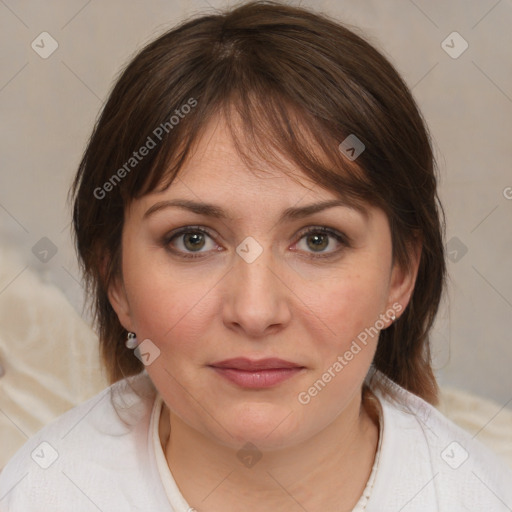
[209, 357, 303, 371]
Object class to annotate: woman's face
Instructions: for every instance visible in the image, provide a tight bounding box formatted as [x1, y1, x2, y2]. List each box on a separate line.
[109, 115, 419, 451]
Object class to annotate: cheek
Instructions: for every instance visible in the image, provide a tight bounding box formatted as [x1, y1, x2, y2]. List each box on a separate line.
[308, 267, 390, 344]
[297, 272, 388, 409]
[122, 250, 218, 351]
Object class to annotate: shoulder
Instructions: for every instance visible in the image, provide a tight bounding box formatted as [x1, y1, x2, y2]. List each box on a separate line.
[368, 371, 512, 511]
[0, 372, 168, 511]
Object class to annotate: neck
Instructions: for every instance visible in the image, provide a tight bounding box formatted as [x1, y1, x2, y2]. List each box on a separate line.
[159, 389, 380, 511]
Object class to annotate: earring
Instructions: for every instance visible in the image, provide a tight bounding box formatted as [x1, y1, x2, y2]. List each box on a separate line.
[389, 313, 396, 323]
[125, 331, 138, 349]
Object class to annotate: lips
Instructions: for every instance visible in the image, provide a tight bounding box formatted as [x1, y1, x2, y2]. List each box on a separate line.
[209, 358, 305, 388]
[209, 357, 303, 371]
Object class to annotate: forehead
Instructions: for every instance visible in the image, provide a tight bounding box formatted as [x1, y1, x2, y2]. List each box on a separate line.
[129, 104, 376, 223]
[182, 114, 312, 179]
[158, 113, 340, 204]
[133, 120, 372, 227]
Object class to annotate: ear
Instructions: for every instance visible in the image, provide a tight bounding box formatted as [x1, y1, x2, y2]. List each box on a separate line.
[103, 257, 135, 332]
[387, 236, 422, 317]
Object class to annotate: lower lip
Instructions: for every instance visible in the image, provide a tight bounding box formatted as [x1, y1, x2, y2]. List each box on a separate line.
[210, 367, 304, 388]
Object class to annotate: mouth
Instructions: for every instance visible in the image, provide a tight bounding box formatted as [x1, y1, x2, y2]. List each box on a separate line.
[208, 357, 306, 389]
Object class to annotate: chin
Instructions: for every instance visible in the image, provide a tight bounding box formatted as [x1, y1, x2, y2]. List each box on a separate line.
[213, 402, 303, 449]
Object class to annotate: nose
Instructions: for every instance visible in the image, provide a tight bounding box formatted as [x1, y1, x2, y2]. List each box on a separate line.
[222, 241, 292, 338]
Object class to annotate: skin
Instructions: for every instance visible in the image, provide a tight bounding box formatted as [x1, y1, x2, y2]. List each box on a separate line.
[108, 114, 421, 511]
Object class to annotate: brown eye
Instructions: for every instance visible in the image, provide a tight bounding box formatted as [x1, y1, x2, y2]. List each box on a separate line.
[305, 233, 329, 252]
[164, 227, 218, 259]
[182, 232, 206, 251]
[294, 226, 348, 258]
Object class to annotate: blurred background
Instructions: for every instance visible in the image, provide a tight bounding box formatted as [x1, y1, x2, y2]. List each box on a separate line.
[1, 0, 511, 467]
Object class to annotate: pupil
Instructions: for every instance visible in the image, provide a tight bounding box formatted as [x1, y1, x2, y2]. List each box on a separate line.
[185, 233, 204, 251]
[309, 234, 327, 251]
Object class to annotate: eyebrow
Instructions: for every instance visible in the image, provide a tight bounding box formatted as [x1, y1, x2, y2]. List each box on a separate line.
[143, 198, 368, 222]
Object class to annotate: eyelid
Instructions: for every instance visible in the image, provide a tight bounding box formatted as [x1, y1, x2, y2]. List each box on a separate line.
[295, 225, 351, 246]
[164, 225, 216, 240]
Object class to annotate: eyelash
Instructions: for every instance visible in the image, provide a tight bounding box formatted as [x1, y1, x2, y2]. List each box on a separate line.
[162, 225, 349, 260]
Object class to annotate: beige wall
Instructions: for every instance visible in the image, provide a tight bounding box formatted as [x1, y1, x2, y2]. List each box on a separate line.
[1, 0, 511, 408]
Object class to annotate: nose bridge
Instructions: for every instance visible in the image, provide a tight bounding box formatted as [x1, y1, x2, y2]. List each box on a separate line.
[224, 235, 290, 334]
[234, 235, 277, 302]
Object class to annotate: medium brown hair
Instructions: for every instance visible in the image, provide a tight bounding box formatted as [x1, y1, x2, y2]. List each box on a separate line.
[70, 0, 446, 403]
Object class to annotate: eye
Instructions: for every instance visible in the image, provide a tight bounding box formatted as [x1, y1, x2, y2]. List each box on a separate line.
[164, 226, 219, 259]
[293, 226, 348, 258]
[163, 225, 349, 260]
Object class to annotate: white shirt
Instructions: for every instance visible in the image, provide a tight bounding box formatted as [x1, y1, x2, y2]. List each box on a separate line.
[0, 370, 511, 511]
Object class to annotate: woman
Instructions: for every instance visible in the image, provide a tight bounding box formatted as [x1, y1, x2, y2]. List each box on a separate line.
[1, 1, 510, 510]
